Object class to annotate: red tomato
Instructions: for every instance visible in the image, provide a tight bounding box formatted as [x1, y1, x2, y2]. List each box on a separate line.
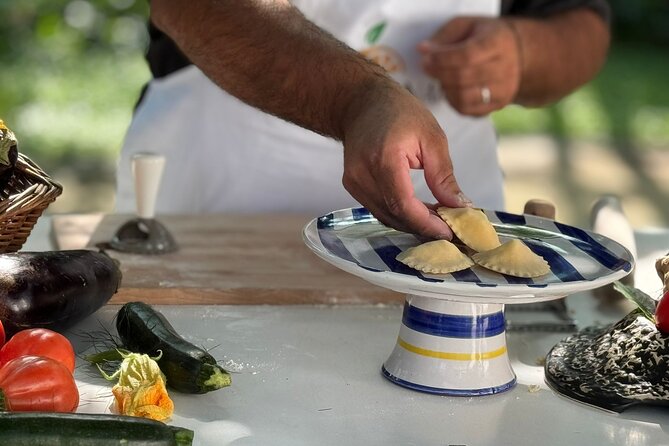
[0, 320, 4, 349]
[0, 328, 75, 374]
[656, 290, 669, 334]
[0, 355, 79, 412]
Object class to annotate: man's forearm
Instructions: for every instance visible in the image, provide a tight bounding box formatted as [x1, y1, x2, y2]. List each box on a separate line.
[150, 0, 392, 140]
[505, 8, 610, 107]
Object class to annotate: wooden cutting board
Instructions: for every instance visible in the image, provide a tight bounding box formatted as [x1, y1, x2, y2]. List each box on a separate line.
[51, 214, 403, 305]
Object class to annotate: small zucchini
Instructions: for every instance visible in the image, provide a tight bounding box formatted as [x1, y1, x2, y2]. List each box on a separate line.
[115, 301, 231, 394]
[0, 411, 193, 445]
[0, 250, 122, 336]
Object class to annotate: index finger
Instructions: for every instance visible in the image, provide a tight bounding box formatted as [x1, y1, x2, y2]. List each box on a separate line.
[372, 155, 454, 239]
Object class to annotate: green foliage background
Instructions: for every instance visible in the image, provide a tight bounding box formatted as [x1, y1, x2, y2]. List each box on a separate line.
[494, 0, 669, 148]
[493, 42, 669, 148]
[0, 1, 667, 211]
[0, 1, 150, 177]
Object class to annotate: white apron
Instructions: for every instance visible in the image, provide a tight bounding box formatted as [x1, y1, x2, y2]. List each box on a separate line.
[115, 0, 504, 215]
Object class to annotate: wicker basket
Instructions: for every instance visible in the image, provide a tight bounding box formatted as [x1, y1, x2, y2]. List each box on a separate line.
[0, 154, 62, 253]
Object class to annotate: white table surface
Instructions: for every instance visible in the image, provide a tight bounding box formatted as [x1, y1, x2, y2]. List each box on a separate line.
[20, 217, 669, 446]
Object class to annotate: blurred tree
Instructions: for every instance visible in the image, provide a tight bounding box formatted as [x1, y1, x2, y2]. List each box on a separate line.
[0, 0, 150, 173]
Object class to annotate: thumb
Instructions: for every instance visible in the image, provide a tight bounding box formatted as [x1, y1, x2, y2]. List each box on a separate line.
[424, 16, 477, 48]
[422, 137, 472, 209]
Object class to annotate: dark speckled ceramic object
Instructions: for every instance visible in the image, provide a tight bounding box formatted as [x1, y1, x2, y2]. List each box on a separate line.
[545, 310, 669, 412]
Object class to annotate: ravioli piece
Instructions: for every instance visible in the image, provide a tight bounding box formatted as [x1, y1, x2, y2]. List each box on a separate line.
[472, 239, 550, 278]
[396, 240, 474, 274]
[437, 207, 501, 252]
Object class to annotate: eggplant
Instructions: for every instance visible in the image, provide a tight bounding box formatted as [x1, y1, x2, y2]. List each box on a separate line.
[0, 250, 122, 336]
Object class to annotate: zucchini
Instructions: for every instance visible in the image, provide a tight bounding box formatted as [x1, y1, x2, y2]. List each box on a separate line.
[0, 250, 122, 336]
[0, 412, 193, 445]
[115, 302, 231, 394]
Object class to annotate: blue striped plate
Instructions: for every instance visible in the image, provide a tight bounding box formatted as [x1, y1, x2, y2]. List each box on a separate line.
[303, 207, 635, 303]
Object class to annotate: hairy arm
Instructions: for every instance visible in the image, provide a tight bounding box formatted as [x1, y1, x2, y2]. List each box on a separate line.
[150, 0, 469, 238]
[150, 0, 389, 140]
[506, 8, 610, 106]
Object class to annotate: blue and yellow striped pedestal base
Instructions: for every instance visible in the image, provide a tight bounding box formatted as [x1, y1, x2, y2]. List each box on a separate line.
[382, 294, 516, 396]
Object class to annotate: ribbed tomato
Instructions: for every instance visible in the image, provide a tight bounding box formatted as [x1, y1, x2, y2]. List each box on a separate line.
[0, 355, 79, 412]
[0, 320, 4, 348]
[656, 290, 669, 334]
[0, 328, 75, 373]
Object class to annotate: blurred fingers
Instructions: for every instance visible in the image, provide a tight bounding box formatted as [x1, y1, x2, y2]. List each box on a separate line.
[418, 27, 501, 68]
[442, 84, 503, 116]
[425, 16, 478, 46]
[422, 58, 500, 89]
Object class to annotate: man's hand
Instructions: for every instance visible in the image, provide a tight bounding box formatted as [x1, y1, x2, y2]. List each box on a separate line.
[341, 83, 471, 239]
[419, 9, 610, 110]
[418, 17, 521, 117]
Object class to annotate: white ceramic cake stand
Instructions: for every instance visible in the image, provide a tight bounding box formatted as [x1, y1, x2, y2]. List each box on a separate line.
[303, 208, 634, 396]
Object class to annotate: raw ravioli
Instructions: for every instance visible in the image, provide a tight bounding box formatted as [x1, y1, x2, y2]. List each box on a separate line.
[396, 240, 474, 274]
[437, 207, 501, 252]
[472, 239, 550, 278]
